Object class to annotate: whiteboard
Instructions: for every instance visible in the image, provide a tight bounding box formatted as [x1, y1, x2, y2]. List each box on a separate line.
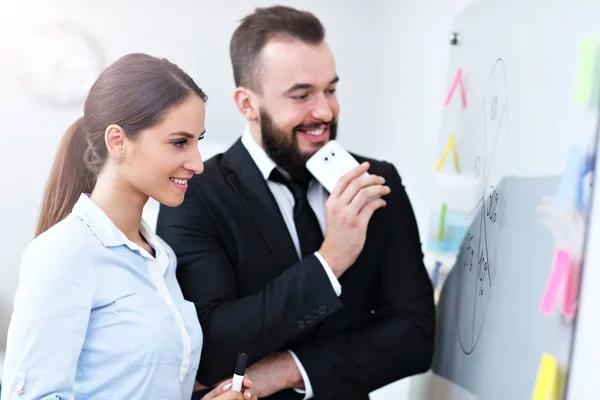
[425, 0, 600, 399]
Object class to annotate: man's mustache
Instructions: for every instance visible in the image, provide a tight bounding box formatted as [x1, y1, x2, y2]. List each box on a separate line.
[293, 119, 335, 132]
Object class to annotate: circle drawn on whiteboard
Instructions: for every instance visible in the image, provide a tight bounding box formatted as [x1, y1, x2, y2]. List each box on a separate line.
[18, 23, 104, 107]
[457, 58, 508, 355]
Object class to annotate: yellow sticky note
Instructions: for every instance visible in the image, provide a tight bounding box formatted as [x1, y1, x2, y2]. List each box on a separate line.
[575, 37, 598, 104]
[451, 145, 461, 173]
[531, 352, 560, 400]
[436, 135, 455, 171]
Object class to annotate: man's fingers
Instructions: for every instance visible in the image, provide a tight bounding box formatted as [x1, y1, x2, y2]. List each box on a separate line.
[358, 198, 387, 224]
[346, 184, 390, 216]
[338, 174, 386, 206]
[330, 162, 370, 198]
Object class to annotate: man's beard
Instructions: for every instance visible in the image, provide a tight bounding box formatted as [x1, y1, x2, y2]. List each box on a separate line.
[260, 108, 337, 183]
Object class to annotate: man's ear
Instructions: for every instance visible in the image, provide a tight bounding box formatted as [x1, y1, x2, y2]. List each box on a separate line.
[233, 87, 260, 121]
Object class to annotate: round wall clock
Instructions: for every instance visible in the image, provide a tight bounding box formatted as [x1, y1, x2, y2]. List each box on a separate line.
[18, 22, 104, 107]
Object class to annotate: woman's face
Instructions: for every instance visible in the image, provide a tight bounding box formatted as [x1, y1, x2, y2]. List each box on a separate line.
[122, 95, 206, 207]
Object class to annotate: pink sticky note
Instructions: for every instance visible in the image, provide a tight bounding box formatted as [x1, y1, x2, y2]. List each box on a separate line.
[539, 248, 571, 316]
[563, 263, 577, 318]
[460, 76, 467, 108]
[444, 68, 467, 108]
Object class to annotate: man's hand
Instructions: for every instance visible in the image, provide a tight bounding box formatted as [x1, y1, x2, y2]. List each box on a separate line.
[319, 162, 390, 278]
[246, 352, 303, 398]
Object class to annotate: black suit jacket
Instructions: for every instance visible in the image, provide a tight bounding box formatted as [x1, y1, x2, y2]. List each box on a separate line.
[156, 139, 435, 399]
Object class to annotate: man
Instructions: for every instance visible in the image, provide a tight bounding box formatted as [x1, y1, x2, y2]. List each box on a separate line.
[157, 5, 435, 399]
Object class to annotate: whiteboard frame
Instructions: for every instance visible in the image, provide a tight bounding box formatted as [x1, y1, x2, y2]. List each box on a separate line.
[564, 113, 600, 399]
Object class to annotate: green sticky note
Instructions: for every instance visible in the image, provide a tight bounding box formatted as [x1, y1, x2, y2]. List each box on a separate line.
[437, 202, 447, 242]
[575, 37, 598, 104]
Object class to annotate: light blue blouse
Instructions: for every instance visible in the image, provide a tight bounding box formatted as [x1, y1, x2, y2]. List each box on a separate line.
[1, 194, 202, 399]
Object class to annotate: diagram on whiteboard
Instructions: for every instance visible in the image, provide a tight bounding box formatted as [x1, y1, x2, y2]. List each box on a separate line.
[457, 59, 509, 354]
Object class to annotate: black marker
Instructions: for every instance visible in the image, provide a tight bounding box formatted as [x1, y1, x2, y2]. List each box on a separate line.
[231, 352, 248, 392]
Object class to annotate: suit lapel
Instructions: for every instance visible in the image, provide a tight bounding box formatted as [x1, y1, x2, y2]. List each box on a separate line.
[221, 139, 300, 270]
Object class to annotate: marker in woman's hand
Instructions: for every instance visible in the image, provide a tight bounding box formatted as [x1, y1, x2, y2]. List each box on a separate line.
[231, 352, 248, 392]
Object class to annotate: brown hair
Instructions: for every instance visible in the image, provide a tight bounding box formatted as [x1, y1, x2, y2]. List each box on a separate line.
[35, 53, 208, 237]
[230, 5, 325, 93]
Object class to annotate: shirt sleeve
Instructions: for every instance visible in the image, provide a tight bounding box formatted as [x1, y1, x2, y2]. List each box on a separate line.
[287, 350, 314, 400]
[314, 252, 342, 296]
[1, 232, 95, 400]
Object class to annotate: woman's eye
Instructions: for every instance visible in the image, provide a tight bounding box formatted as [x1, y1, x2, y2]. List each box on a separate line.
[173, 139, 187, 148]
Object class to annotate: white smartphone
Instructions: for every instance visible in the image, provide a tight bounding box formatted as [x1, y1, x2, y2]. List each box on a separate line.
[306, 140, 368, 193]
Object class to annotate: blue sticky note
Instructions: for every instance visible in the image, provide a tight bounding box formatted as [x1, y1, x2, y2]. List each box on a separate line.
[577, 150, 596, 210]
[431, 261, 442, 289]
[427, 208, 470, 255]
[555, 146, 584, 210]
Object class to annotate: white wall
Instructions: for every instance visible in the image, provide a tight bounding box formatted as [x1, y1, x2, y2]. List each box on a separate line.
[0, 1, 472, 397]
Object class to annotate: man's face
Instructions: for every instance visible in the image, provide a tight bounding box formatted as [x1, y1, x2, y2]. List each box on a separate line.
[256, 39, 340, 179]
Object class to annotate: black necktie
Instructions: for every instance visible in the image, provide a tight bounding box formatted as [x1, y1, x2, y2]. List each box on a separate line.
[269, 169, 324, 259]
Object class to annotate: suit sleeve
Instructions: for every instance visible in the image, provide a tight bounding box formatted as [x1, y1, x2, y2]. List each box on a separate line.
[291, 163, 436, 398]
[156, 184, 344, 386]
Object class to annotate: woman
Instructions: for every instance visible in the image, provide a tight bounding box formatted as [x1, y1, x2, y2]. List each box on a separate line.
[1, 53, 254, 400]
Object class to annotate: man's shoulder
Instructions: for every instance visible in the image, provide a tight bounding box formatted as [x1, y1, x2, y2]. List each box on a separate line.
[350, 153, 397, 177]
[193, 145, 236, 184]
[189, 154, 224, 184]
[351, 153, 384, 165]
[204, 152, 229, 173]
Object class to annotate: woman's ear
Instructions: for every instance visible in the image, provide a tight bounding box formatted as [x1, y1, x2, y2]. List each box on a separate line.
[105, 124, 127, 163]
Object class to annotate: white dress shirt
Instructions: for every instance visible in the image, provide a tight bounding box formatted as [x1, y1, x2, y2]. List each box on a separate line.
[1, 194, 202, 400]
[241, 126, 341, 399]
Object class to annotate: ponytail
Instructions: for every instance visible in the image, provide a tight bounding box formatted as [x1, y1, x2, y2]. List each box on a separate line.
[35, 118, 96, 237]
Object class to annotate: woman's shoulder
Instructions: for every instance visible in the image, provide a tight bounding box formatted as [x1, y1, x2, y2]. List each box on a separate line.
[26, 214, 95, 251]
[20, 215, 99, 283]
